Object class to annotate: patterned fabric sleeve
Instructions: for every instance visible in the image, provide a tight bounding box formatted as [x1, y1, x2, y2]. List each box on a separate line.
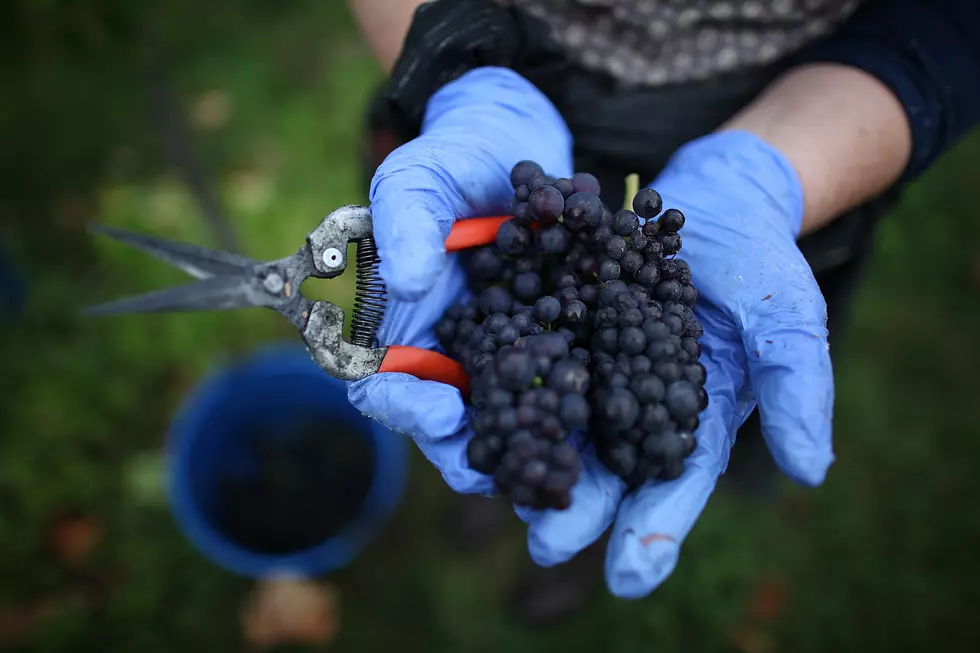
[510, 0, 866, 87]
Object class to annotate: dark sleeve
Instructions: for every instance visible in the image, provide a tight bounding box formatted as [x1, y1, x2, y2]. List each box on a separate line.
[794, 0, 980, 183]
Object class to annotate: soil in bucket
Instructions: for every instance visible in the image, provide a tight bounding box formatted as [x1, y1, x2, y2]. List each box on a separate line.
[212, 415, 376, 555]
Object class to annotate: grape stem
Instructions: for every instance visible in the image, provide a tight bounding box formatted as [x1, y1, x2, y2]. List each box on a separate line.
[623, 173, 640, 212]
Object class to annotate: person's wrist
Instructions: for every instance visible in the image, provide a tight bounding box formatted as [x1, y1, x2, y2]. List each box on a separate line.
[655, 130, 806, 238]
[423, 67, 573, 170]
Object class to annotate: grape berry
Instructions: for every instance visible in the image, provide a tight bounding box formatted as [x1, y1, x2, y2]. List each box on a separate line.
[435, 160, 707, 510]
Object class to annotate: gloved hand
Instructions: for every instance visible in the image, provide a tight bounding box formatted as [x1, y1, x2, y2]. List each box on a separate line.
[598, 131, 835, 597]
[349, 66, 574, 495]
[349, 66, 835, 597]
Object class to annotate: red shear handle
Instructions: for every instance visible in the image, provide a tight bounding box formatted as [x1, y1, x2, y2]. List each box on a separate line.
[444, 216, 512, 251]
[379, 345, 471, 396]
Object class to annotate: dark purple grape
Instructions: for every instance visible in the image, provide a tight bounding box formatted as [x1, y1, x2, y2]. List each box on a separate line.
[606, 236, 627, 260]
[618, 307, 643, 328]
[653, 360, 682, 383]
[513, 272, 542, 302]
[613, 210, 640, 237]
[528, 174, 553, 191]
[680, 284, 698, 307]
[594, 327, 619, 354]
[529, 185, 565, 223]
[618, 327, 647, 355]
[579, 284, 599, 307]
[663, 313, 684, 336]
[514, 202, 531, 222]
[673, 260, 692, 285]
[533, 296, 562, 323]
[553, 178, 575, 199]
[511, 160, 544, 188]
[546, 359, 590, 395]
[436, 317, 456, 343]
[525, 331, 569, 359]
[635, 263, 660, 288]
[639, 403, 671, 433]
[557, 286, 579, 305]
[537, 224, 570, 253]
[631, 374, 666, 404]
[620, 249, 644, 276]
[571, 172, 601, 195]
[495, 348, 536, 391]
[632, 188, 663, 220]
[655, 279, 683, 302]
[467, 247, 503, 280]
[570, 347, 591, 366]
[559, 393, 590, 429]
[563, 192, 604, 229]
[602, 441, 638, 478]
[479, 286, 512, 315]
[681, 337, 701, 359]
[660, 208, 686, 232]
[682, 362, 706, 385]
[485, 312, 510, 333]
[599, 389, 640, 431]
[467, 437, 500, 473]
[496, 219, 532, 255]
[659, 232, 682, 255]
[597, 259, 621, 282]
[577, 254, 599, 276]
[496, 325, 520, 346]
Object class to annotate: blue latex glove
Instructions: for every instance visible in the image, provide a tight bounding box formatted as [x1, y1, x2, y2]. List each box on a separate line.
[600, 131, 835, 597]
[349, 67, 835, 598]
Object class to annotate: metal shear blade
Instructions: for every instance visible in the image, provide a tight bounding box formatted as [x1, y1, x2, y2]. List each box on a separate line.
[83, 223, 314, 330]
[87, 223, 260, 279]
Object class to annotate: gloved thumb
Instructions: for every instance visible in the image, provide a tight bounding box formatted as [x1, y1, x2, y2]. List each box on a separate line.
[367, 67, 573, 302]
[368, 141, 465, 301]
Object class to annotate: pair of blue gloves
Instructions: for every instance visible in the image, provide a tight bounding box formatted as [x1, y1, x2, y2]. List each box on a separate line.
[348, 68, 834, 598]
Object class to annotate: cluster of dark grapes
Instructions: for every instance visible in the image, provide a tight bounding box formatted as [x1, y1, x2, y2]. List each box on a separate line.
[589, 281, 707, 486]
[434, 160, 708, 510]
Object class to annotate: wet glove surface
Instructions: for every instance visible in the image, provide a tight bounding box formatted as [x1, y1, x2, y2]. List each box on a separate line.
[349, 67, 834, 598]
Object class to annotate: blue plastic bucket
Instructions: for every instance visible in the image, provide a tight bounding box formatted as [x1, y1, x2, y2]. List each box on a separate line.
[167, 344, 408, 578]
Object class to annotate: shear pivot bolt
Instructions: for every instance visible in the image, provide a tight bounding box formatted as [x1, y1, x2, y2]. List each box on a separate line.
[263, 272, 285, 294]
[322, 247, 343, 269]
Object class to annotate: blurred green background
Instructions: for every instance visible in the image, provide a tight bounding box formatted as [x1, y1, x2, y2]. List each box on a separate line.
[2, 1, 980, 651]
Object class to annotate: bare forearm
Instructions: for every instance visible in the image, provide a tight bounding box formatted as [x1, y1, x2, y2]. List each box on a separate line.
[722, 63, 912, 235]
[348, 0, 427, 73]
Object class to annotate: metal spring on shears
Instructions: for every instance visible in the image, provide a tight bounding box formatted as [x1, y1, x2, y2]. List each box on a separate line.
[350, 236, 387, 347]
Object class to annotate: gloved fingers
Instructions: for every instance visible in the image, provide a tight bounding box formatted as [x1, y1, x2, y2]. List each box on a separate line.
[369, 69, 575, 303]
[348, 373, 466, 443]
[368, 142, 468, 302]
[604, 394, 733, 599]
[515, 447, 626, 567]
[422, 430, 496, 495]
[347, 373, 491, 494]
[740, 258, 835, 487]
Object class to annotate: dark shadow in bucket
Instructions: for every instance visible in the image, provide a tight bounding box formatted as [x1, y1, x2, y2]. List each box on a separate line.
[211, 412, 377, 555]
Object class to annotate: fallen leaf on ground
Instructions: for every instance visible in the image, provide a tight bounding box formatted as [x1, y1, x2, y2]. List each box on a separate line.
[727, 623, 775, 653]
[48, 513, 103, 566]
[241, 576, 339, 649]
[746, 574, 789, 622]
[191, 90, 233, 131]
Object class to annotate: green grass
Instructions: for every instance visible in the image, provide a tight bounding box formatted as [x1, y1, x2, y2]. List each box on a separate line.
[2, 1, 980, 651]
